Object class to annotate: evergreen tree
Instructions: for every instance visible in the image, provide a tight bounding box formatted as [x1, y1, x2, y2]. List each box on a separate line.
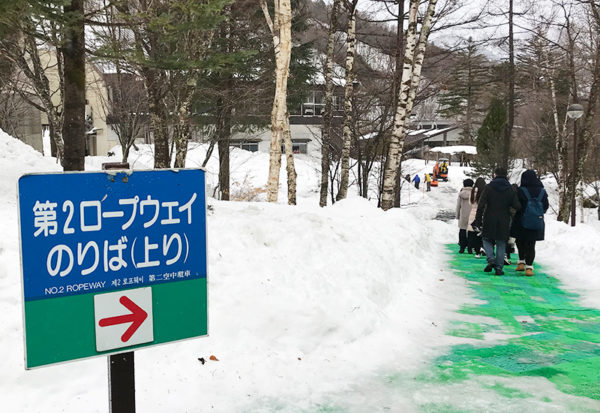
[470, 98, 506, 178]
[192, 0, 313, 200]
[438, 37, 489, 143]
[93, 0, 233, 168]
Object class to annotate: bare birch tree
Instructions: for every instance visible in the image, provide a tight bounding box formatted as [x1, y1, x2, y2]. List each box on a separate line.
[541, 0, 600, 223]
[99, 71, 147, 163]
[336, 0, 359, 201]
[319, 0, 341, 207]
[0, 13, 65, 163]
[261, 0, 297, 204]
[381, 0, 438, 211]
[571, 0, 600, 225]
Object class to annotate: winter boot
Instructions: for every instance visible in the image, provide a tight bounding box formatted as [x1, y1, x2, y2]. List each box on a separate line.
[484, 263, 494, 273]
[494, 268, 504, 276]
[525, 266, 534, 276]
[516, 260, 525, 272]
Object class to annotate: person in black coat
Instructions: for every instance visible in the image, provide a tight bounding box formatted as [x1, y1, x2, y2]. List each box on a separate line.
[510, 169, 549, 276]
[473, 167, 521, 275]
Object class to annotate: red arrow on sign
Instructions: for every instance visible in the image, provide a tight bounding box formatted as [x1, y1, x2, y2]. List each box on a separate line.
[98, 296, 148, 342]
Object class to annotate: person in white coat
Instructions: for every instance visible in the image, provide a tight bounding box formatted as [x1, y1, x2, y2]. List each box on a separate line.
[456, 179, 474, 253]
[468, 177, 487, 257]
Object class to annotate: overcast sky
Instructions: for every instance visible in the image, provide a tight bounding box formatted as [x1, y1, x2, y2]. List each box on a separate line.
[352, 0, 576, 61]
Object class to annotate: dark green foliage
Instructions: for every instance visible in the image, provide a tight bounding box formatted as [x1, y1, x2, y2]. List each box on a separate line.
[438, 38, 489, 143]
[287, 0, 315, 110]
[470, 98, 507, 178]
[96, 0, 233, 71]
[193, 1, 272, 130]
[193, 0, 315, 131]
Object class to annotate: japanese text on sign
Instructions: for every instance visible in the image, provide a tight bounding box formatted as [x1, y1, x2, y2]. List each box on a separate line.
[18, 170, 207, 301]
[33, 194, 196, 278]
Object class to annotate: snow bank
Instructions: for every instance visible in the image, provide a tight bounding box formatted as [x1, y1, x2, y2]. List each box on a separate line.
[0, 131, 467, 412]
[430, 145, 477, 155]
[0, 129, 61, 201]
[101, 143, 321, 204]
[1, 128, 598, 411]
[539, 217, 600, 308]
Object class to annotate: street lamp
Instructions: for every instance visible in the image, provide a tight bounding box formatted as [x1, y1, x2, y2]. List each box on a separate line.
[567, 103, 584, 227]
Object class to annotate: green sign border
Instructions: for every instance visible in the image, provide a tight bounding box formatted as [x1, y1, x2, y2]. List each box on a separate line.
[24, 278, 207, 369]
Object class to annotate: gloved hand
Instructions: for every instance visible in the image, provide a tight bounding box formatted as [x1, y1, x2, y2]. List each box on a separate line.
[471, 220, 482, 236]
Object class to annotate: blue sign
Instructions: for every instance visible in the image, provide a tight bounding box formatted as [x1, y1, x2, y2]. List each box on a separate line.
[18, 169, 207, 301]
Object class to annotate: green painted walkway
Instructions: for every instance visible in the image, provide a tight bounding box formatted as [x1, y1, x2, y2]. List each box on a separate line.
[249, 245, 600, 412]
[407, 245, 600, 412]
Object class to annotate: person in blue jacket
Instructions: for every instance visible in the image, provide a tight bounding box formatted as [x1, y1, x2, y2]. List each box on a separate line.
[412, 174, 421, 189]
[510, 170, 549, 276]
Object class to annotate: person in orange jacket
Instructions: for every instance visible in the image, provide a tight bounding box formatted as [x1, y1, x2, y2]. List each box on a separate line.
[432, 162, 440, 181]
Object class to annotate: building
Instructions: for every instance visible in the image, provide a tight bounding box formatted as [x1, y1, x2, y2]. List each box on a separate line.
[230, 86, 345, 157]
[6, 48, 115, 157]
[0, 93, 43, 152]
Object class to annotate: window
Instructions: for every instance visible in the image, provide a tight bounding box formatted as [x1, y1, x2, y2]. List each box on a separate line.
[301, 91, 326, 116]
[241, 142, 258, 152]
[332, 95, 344, 112]
[281, 141, 307, 154]
[293, 143, 307, 154]
[231, 142, 259, 152]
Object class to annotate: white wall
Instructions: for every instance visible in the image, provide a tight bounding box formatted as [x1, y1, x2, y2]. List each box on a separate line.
[235, 124, 322, 159]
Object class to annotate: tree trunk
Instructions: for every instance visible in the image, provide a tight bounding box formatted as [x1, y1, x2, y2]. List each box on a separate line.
[546, 50, 570, 223]
[174, 91, 194, 168]
[174, 123, 190, 168]
[381, 0, 438, 210]
[264, 0, 293, 203]
[336, 2, 357, 201]
[357, 150, 363, 197]
[48, 114, 64, 162]
[61, 0, 86, 171]
[143, 69, 171, 168]
[502, 0, 515, 170]
[319, 0, 341, 207]
[122, 144, 131, 164]
[217, 97, 232, 200]
[151, 111, 170, 168]
[388, 0, 405, 209]
[362, 160, 369, 198]
[283, 114, 297, 205]
[202, 134, 218, 168]
[394, 167, 402, 207]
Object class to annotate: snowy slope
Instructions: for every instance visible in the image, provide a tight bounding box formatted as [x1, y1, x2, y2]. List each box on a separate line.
[0, 131, 467, 412]
[1, 130, 599, 412]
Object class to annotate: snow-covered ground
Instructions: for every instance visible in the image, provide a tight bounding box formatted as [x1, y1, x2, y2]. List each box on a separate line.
[1, 129, 599, 412]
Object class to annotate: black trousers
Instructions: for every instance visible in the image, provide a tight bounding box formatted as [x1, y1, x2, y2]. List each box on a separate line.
[415, 182, 420, 189]
[467, 231, 482, 253]
[459, 229, 468, 252]
[426, 182, 431, 191]
[516, 239, 536, 265]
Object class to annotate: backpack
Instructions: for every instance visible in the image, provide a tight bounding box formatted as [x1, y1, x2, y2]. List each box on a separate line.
[521, 187, 545, 230]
